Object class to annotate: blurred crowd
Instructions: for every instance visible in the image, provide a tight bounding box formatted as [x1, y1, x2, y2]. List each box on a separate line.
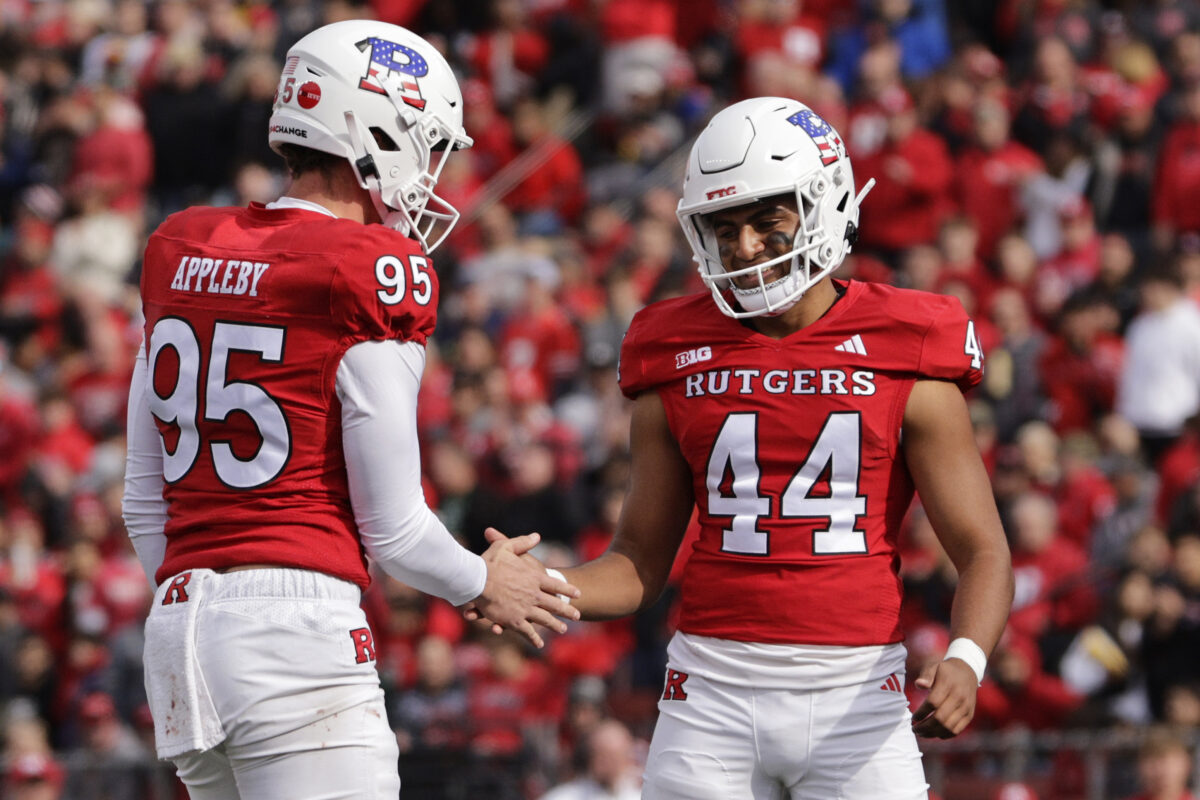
[2, 0, 1200, 798]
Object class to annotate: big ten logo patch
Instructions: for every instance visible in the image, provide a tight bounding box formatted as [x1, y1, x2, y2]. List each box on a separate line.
[662, 668, 690, 701]
[349, 627, 377, 664]
[162, 573, 192, 605]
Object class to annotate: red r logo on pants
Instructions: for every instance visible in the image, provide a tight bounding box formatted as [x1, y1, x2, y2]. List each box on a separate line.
[162, 573, 192, 605]
[663, 668, 689, 701]
[350, 628, 376, 664]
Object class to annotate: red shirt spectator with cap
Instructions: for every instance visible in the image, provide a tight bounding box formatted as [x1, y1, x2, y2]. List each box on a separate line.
[855, 87, 954, 256]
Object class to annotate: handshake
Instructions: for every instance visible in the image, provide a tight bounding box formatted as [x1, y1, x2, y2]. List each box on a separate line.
[462, 527, 580, 649]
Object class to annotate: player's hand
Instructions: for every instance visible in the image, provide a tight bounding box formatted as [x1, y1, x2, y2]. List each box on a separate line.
[911, 658, 978, 739]
[468, 529, 580, 649]
[464, 527, 574, 625]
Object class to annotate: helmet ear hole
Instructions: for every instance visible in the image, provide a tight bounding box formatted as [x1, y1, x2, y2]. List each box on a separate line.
[370, 127, 400, 152]
[836, 192, 849, 213]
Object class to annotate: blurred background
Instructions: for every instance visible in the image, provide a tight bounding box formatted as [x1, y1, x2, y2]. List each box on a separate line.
[1, 0, 1200, 798]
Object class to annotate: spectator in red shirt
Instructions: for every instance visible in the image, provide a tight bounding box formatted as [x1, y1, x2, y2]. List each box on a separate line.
[733, 0, 825, 95]
[844, 40, 904, 161]
[1156, 415, 1200, 526]
[0, 195, 66, 357]
[1038, 292, 1124, 434]
[954, 97, 1043, 261]
[0, 372, 40, 507]
[33, 392, 94, 479]
[0, 511, 67, 648]
[1122, 725, 1198, 800]
[1038, 198, 1102, 320]
[503, 97, 586, 231]
[1153, 82, 1200, 250]
[931, 43, 1010, 153]
[1011, 36, 1092, 156]
[67, 85, 152, 219]
[467, 631, 564, 757]
[1008, 490, 1099, 643]
[855, 87, 954, 261]
[1057, 433, 1119, 555]
[460, 79, 518, 182]
[598, 0, 680, 118]
[936, 215, 998, 308]
[974, 628, 1085, 730]
[499, 266, 582, 401]
[464, 0, 550, 110]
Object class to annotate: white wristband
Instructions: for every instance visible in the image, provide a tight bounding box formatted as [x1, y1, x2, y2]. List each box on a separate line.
[943, 637, 987, 685]
[545, 568, 570, 603]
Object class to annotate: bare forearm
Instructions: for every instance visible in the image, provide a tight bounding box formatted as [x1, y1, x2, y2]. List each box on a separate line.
[558, 391, 693, 621]
[947, 543, 1013, 657]
[560, 548, 660, 620]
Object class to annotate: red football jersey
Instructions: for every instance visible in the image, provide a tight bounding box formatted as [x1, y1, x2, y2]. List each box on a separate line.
[619, 280, 983, 646]
[139, 203, 438, 589]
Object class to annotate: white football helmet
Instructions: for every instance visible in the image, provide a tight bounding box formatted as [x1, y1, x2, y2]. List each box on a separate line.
[677, 97, 875, 318]
[268, 20, 473, 252]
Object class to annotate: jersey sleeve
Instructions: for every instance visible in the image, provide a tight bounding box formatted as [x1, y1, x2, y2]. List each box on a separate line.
[917, 296, 985, 392]
[331, 234, 439, 345]
[617, 307, 657, 399]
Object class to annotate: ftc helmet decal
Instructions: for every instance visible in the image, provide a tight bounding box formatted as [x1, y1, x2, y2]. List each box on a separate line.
[787, 109, 844, 166]
[356, 37, 428, 110]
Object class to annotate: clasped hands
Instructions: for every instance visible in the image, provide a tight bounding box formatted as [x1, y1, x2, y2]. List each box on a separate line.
[462, 526, 578, 649]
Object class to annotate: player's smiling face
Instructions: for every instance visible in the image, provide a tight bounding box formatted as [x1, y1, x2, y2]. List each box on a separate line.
[705, 195, 802, 289]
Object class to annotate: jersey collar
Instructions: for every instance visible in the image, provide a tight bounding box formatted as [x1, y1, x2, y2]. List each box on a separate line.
[264, 197, 338, 217]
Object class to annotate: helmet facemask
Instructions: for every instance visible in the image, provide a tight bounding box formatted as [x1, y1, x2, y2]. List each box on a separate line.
[344, 90, 472, 253]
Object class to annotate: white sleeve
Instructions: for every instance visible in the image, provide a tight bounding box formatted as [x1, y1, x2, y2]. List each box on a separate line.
[121, 340, 169, 588]
[337, 339, 487, 606]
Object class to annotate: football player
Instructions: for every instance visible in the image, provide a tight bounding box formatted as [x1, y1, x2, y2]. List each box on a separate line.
[122, 21, 578, 799]
[483, 97, 1014, 798]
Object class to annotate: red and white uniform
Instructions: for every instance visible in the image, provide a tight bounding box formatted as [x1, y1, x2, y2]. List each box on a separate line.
[621, 279, 982, 648]
[622, 280, 983, 799]
[139, 202, 434, 587]
[123, 199, 484, 798]
[126, 200, 484, 603]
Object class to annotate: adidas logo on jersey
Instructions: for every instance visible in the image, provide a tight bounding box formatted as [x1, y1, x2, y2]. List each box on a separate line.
[834, 334, 868, 355]
[879, 674, 903, 693]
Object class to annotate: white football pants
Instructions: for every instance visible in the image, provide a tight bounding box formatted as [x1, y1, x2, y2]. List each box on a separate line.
[145, 568, 399, 800]
[642, 668, 929, 799]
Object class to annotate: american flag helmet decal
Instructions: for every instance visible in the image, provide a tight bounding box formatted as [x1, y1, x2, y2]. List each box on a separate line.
[786, 109, 845, 166]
